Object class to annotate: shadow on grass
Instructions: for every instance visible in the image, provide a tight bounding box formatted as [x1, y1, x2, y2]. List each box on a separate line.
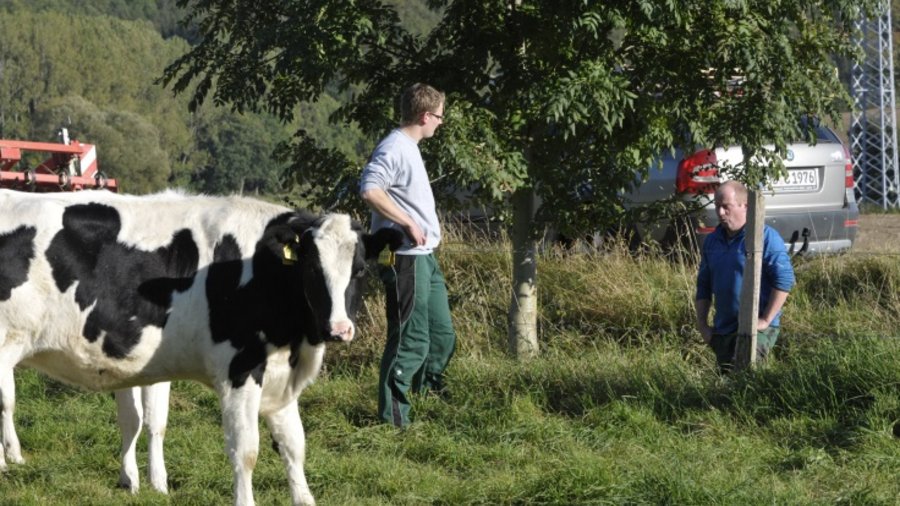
[449, 336, 900, 454]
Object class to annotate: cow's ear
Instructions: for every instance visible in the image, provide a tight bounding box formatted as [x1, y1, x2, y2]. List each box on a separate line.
[363, 228, 404, 260]
[284, 213, 317, 242]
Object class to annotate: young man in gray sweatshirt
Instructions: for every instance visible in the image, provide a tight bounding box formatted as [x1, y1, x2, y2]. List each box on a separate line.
[359, 83, 456, 427]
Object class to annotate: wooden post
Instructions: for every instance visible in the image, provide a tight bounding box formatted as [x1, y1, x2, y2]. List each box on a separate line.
[734, 190, 764, 371]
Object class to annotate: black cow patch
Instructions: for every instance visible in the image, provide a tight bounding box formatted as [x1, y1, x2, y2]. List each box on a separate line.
[45, 203, 200, 358]
[207, 232, 264, 387]
[0, 225, 37, 300]
[214, 234, 241, 263]
[206, 213, 324, 388]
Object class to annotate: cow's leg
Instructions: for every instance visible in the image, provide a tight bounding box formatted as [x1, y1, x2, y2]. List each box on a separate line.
[143, 382, 170, 493]
[115, 387, 143, 493]
[0, 367, 23, 469]
[264, 402, 314, 506]
[220, 384, 263, 506]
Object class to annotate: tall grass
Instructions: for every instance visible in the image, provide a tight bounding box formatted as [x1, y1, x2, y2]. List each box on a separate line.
[3, 227, 899, 505]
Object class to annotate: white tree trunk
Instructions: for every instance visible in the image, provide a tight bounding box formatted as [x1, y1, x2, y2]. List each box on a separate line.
[507, 0, 538, 359]
[508, 188, 539, 359]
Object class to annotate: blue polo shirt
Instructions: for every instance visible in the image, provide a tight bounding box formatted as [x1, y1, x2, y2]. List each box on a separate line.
[696, 225, 795, 335]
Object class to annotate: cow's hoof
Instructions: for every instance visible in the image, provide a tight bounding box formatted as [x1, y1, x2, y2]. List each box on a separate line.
[117, 478, 139, 494]
[294, 492, 316, 506]
[3, 444, 24, 465]
[149, 479, 168, 494]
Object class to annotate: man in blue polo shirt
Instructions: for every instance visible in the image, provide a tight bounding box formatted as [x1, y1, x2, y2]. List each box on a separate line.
[696, 180, 795, 372]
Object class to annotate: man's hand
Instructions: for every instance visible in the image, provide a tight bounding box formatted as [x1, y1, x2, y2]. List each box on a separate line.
[695, 298, 713, 344]
[361, 188, 425, 247]
[405, 222, 426, 247]
[698, 322, 713, 344]
[758, 289, 788, 332]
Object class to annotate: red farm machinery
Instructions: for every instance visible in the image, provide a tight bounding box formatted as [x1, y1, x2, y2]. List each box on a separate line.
[0, 129, 116, 193]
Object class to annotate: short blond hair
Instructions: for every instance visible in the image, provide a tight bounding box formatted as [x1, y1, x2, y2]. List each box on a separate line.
[400, 83, 445, 125]
[715, 180, 748, 204]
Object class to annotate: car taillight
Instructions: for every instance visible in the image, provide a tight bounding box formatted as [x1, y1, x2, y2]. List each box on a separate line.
[842, 146, 854, 189]
[676, 149, 719, 194]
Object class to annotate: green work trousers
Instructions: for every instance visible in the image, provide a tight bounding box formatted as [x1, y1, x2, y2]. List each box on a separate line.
[709, 327, 780, 373]
[378, 253, 456, 427]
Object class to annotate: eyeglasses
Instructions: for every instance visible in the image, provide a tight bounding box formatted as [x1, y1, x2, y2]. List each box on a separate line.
[428, 112, 444, 120]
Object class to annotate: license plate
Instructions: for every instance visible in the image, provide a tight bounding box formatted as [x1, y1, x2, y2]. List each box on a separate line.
[771, 168, 819, 191]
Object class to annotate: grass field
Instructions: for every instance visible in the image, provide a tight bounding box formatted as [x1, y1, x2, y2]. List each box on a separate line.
[1, 216, 899, 505]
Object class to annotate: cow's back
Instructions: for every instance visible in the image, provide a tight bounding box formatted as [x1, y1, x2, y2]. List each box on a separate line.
[0, 189, 290, 390]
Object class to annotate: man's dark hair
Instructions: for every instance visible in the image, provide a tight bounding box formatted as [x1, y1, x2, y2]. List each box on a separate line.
[400, 83, 445, 125]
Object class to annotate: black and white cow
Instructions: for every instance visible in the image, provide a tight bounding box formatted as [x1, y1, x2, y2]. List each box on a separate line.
[0, 189, 401, 505]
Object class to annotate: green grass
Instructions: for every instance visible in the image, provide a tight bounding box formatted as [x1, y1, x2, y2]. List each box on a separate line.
[2, 231, 899, 505]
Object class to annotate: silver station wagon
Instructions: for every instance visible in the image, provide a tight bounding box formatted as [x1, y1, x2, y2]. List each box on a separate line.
[627, 124, 858, 255]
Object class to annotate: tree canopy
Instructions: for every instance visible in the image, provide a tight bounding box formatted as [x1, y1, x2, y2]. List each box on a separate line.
[166, 0, 874, 226]
[162, 0, 879, 354]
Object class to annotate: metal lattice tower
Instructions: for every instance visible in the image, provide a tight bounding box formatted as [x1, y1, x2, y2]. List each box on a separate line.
[850, 0, 899, 209]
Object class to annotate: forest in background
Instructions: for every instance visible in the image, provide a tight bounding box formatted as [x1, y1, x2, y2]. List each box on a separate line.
[0, 0, 438, 195]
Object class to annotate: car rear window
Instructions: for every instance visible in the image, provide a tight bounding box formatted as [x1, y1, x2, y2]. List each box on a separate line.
[811, 126, 840, 143]
[796, 118, 841, 144]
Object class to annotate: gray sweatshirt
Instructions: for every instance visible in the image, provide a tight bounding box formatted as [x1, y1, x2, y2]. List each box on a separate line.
[359, 129, 441, 254]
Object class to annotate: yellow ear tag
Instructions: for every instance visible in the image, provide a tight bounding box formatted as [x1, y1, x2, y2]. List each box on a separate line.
[377, 247, 395, 267]
[282, 235, 300, 265]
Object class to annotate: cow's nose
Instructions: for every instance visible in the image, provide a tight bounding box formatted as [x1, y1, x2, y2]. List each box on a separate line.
[329, 321, 354, 342]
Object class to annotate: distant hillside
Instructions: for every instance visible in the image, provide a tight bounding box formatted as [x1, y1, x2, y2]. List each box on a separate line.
[0, 0, 195, 41]
[0, 0, 440, 196]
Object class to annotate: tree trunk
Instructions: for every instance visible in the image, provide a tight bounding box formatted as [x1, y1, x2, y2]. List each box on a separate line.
[508, 187, 539, 359]
[506, 0, 538, 359]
